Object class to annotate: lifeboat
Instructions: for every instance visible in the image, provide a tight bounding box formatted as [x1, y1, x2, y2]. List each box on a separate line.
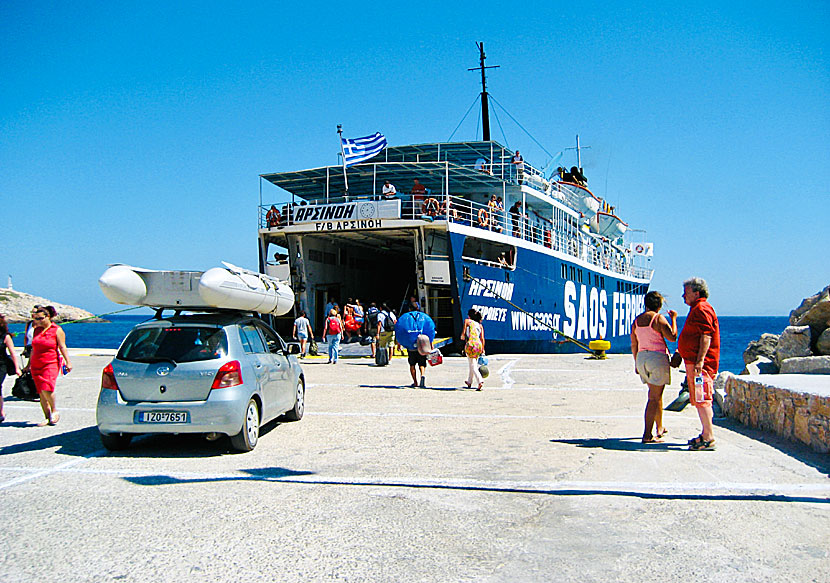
[98, 262, 294, 316]
[588, 211, 628, 239]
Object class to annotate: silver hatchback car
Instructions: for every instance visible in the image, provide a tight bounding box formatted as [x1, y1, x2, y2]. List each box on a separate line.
[97, 311, 304, 452]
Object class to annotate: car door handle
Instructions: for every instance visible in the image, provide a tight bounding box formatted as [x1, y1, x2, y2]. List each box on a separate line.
[255, 364, 263, 369]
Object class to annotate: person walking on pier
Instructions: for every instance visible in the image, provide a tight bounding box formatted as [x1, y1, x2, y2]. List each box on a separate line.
[324, 308, 344, 364]
[292, 310, 311, 358]
[673, 277, 720, 451]
[460, 309, 486, 390]
[28, 306, 72, 426]
[0, 314, 23, 424]
[631, 291, 677, 443]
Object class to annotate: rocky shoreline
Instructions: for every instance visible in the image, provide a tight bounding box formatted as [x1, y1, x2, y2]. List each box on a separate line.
[0, 287, 104, 324]
[741, 284, 830, 375]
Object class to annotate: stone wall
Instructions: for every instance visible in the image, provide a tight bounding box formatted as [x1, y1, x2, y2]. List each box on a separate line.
[723, 373, 830, 453]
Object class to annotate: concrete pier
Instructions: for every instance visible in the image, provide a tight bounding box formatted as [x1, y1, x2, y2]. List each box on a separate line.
[1, 349, 828, 582]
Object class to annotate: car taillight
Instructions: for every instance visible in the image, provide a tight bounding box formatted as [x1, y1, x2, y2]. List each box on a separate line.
[102, 363, 119, 391]
[211, 360, 243, 389]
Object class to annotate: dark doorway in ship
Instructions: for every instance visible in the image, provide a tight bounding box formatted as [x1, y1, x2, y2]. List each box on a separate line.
[295, 229, 418, 333]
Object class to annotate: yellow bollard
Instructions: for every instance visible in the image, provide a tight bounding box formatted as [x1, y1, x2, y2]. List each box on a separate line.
[588, 339, 611, 360]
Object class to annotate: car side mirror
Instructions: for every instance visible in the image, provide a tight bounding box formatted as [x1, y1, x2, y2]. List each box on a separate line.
[286, 343, 301, 355]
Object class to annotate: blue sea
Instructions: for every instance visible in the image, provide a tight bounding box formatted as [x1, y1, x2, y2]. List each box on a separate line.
[8, 314, 790, 374]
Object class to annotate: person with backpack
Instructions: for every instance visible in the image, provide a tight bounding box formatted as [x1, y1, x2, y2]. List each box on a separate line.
[324, 308, 344, 364]
[394, 307, 436, 388]
[365, 302, 380, 358]
[376, 303, 397, 365]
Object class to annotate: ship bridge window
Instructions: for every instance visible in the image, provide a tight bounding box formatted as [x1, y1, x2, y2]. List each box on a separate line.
[462, 236, 516, 270]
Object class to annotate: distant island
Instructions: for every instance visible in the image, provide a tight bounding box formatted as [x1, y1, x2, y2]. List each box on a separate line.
[0, 287, 104, 323]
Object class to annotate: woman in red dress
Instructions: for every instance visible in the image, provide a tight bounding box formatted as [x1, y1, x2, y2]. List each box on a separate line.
[29, 306, 72, 426]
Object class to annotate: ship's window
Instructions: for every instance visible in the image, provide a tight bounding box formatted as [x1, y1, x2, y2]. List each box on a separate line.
[577, 270, 583, 284]
[569, 266, 576, 281]
[561, 264, 567, 280]
[461, 236, 516, 270]
[425, 230, 449, 258]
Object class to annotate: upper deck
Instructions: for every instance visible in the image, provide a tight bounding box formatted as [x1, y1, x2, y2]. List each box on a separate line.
[259, 141, 653, 282]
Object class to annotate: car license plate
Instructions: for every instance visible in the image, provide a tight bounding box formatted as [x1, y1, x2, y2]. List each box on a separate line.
[135, 411, 190, 423]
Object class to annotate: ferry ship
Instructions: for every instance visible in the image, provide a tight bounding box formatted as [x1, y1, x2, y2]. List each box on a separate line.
[257, 48, 652, 354]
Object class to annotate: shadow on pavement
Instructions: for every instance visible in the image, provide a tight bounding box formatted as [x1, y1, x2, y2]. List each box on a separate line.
[0, 425, 102, 456]
[359, 384, 463, 392]
[121, 466, 830, 503]
[714, 417, 830, 477]
[550, 437, 687, 452]
[104, 418, 285, 458]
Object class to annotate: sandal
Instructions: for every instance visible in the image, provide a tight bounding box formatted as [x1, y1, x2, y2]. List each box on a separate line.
[689, 438, 716, 451]
[49, 413, 60, 425]
[37, 419, 50, 427]
[641, 436, 664, 444]
[687, 434, 703, 446]
[476, 383, 483, 391]
[656, 428, 668, 438]
[464, 380, 471, 388]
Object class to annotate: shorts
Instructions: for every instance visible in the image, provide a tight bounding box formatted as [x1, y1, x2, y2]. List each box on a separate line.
[296, 331, 308, 340]
[378, 331, 394, 348]
[635, 351, 671, 385]
[684, 364, 714, 407]
[407, 350, 427, 367]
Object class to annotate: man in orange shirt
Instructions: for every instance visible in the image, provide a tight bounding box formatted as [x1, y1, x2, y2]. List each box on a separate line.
[673, 277, 720, 450]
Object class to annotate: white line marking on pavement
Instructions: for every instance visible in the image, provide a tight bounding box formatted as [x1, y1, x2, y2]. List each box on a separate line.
[498, 359, 517, 389]
[0, 465, 827, 498]
[0, 449, 107, 491]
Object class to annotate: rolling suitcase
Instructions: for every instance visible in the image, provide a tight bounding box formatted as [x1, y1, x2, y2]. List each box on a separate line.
[375, 347, 389, 367]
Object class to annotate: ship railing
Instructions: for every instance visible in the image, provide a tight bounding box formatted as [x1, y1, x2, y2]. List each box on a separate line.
[259, 195, 648, 280]
[439, 194, 643, 279]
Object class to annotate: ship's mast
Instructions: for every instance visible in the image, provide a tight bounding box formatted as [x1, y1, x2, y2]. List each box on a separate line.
[468, 42, 499, 141]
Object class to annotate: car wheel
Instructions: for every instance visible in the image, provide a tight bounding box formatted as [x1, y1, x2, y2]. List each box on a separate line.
[100, 432, 132, 451]
[279, 379, 305, 422]
[230, 398, 260, 452]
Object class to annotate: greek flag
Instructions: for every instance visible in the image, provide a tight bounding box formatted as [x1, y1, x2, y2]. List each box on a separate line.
[341, 132, 387, 167]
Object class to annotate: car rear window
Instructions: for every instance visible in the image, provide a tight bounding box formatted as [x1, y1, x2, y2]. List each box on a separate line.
[117, 325, 228, 363]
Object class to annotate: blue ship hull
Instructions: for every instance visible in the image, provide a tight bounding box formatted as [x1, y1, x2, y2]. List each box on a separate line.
[446, 231, 648, 354]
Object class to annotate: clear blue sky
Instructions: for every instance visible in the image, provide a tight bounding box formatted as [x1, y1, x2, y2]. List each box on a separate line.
[2, 1, 827, 316]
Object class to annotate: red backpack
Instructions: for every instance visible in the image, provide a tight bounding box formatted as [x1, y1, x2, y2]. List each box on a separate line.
[327, 316, 342, 334]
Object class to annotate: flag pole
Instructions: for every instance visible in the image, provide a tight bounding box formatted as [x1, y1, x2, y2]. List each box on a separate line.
[337, 124, 349, 195]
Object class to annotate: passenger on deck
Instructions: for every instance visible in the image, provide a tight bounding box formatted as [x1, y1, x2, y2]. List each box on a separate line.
[474, 158, 490, 174]
[512, 151, 524, 185]
[509, 201, 525, 238]
[487, 196, 501, 233]
[382, 180, 397, 199]
[442, 199, 461, 223]
[410, 179, 427, 198]
[497, 252, 510, 268]
[266, 205, 281, 227]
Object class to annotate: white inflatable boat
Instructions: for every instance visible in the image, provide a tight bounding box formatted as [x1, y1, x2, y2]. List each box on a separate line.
[98, 262, 294, 316]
